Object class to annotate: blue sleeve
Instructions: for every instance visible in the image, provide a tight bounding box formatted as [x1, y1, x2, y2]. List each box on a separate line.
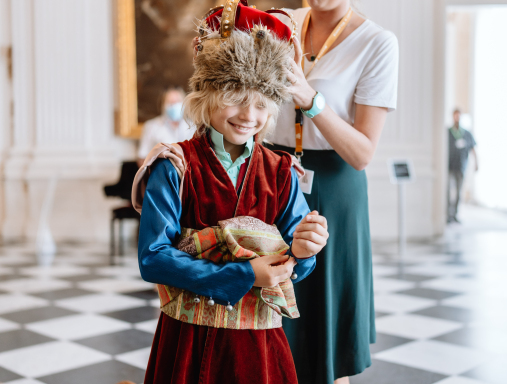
[138, 159, 256, 306]
[467, 130, 477, 148]
[275, 167, 316, 283]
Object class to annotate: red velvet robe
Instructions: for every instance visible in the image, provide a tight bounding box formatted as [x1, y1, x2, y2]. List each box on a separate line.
[144, 135, 298, 384]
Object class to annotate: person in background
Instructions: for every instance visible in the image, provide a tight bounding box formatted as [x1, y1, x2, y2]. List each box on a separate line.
[137, 87, 195, 167]
[448, 108, 478, 223]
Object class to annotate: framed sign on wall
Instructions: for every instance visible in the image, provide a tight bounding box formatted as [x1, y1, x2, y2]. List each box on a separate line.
[387, 159, 416, 185]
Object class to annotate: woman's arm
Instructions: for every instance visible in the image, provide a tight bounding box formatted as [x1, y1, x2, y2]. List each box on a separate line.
[308, 103, 387, 171]
[286, 37, 394, 171]
[471, 147, 479, 172]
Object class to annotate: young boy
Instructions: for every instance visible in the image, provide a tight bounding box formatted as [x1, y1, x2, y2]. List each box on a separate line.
[132, 2, 329, 383]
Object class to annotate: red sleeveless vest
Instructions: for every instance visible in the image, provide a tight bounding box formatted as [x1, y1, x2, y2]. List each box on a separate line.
[156, 134, 297, 330]
[178, 135, 293, 228]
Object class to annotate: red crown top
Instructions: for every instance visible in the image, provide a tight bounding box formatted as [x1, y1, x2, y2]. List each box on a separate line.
[203, 1, 294, 41]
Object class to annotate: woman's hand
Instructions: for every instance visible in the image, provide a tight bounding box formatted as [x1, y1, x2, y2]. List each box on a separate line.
[286, 38, 387, 171]
[291, 211, 329, 258]
[191, 36, 200, 59]
[286, 37, 317, 110]
[249, 255, 297, 287]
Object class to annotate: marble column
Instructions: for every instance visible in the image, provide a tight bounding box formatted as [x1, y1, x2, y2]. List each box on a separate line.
[1, 0, 136, 243]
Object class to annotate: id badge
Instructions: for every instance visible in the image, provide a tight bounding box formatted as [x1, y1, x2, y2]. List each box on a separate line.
[455, 138, 466, 149]
[299, 169, 314, 194]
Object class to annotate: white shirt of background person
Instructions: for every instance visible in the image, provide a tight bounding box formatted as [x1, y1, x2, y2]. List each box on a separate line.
[137, 88, 195, 166]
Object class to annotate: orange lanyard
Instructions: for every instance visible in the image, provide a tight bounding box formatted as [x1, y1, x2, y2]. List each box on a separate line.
[295, 8, 353, 161]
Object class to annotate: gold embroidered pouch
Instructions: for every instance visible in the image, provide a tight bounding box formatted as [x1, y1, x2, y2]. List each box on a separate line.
[157, 216, 300, 330]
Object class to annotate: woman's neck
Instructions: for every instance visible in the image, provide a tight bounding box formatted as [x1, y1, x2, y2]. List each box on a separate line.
[310, 2, 351, 33]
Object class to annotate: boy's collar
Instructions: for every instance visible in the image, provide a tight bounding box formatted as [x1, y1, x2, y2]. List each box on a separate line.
[209, 126, 254, 156]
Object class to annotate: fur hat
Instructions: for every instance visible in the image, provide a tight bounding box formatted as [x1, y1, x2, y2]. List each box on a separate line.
[190, 1, 297, 105]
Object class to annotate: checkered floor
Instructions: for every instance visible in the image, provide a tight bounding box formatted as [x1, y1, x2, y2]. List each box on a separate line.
[0, 244, 157, 384]
[350, 214, 507, 384]
[0, 213, 506, 383]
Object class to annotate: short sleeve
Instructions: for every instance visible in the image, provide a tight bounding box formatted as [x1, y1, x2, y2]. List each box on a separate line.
[467, 131, 477, 148]
[354, 30, 399, 112]
[138, 120, 156, 159]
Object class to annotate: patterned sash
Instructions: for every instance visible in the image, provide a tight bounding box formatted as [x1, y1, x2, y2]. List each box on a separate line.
[157, 216, 300, 330]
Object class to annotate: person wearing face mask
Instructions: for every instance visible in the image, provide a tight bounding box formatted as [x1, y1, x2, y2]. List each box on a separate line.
[137, 87, 195, 167]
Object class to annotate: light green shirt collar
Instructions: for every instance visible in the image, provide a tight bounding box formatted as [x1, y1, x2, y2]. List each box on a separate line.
[209, 127, 254, 167]
[209, 127, 254, 188]
[449, 126, 464, 140]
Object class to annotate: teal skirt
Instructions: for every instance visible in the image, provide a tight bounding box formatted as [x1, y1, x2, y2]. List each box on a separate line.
[267, 144, 375, 384]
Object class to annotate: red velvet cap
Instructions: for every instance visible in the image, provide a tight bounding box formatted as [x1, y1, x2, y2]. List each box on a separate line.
[205, 3, 292, 41]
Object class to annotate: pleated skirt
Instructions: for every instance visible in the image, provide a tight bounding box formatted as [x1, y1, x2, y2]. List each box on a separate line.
[267, 144, 375, 384]
[144, 312, 298, 384]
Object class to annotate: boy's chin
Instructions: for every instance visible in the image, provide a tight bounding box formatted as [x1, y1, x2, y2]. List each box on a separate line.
[224, 131, 258, 145]
[227, 135, 253, 145]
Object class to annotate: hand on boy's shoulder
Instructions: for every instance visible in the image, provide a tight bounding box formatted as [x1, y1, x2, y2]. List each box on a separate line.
[291, 211, 329, 259]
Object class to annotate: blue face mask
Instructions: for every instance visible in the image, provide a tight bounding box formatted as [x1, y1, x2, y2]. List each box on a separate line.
[165, 102, 183, 121]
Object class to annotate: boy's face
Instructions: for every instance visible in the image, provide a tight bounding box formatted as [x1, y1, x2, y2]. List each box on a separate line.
[453, 111, 461, 126]
[210, 101, 268, 146]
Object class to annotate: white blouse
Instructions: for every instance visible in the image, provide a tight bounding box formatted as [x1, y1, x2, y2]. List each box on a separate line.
[272, 8, 399, 150]
[138, 116, 195, 159]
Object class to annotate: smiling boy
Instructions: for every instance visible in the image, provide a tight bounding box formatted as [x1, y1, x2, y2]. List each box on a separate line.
[131, 3, 329, 383]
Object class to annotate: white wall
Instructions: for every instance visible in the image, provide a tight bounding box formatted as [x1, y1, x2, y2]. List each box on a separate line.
[0, 0, 10, 154]
[0, 0, 444, 243]
[1, 0, 136, 243]
[362, 0, 507, 240]
[473, 6, 507, 209]
[0, 0, 12, 230]
[361, 0, 436, 239]
[3, 0, 505, 243]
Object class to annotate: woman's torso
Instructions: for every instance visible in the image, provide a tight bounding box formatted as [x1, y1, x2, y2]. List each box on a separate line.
[273, 8, 398, 150]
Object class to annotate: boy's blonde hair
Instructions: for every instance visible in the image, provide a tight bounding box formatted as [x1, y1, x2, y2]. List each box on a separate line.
[183, 87, 280, 142]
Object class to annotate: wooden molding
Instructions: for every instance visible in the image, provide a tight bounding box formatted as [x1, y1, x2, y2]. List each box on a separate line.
[115, 0, 141, 138]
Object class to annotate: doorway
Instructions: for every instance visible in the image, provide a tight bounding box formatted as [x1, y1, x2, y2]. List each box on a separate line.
[445, 5, 507, 225]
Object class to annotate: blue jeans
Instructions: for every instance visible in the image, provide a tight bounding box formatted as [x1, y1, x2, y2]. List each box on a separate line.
[447, 170, 464, 221]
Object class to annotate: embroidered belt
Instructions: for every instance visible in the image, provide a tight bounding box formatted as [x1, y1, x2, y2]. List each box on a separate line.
[157, 216, 300, 330]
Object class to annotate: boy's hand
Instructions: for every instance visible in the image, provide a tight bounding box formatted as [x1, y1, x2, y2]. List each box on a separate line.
[249, 255, 297, 287]
[192, 37, 200, 59]
[291, 211, 329, 259]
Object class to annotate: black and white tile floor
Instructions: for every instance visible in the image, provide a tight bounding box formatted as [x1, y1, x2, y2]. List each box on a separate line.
[351, 205, 507, 384]
[0, 244, 157, 384]
[0, 206, 506, 384]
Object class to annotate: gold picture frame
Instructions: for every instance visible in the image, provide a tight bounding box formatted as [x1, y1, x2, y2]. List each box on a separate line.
[114, 0, 304, 139]
[114, 0, 140, 138]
